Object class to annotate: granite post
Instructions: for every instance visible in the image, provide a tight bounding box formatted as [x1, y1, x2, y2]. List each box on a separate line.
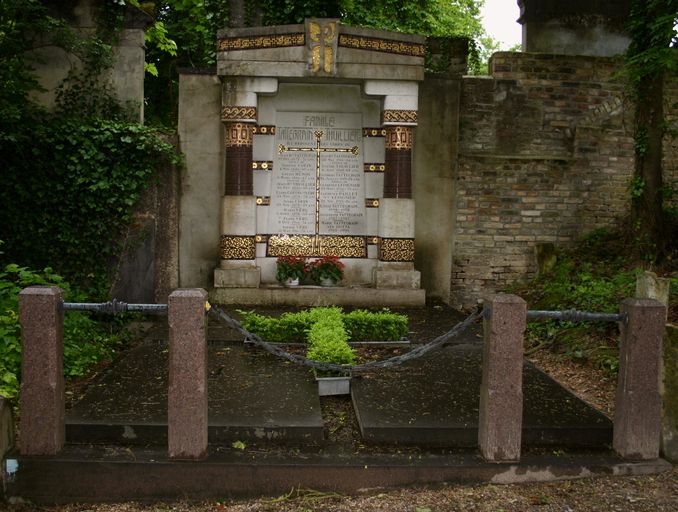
[168, 288, 208, 459]
[478, 294, 526, 462]
[613, 298, 667, 460]
[18, 286, 64, 455]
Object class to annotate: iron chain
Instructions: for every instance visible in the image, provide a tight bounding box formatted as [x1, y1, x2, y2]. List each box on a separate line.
[208, 306, 483, 373]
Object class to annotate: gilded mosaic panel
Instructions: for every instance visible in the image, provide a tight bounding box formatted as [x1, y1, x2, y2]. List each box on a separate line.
[385, 126, 413, 150]
[365, 198, 380, 208]
[252, 161, 273, 171]
[379, 238, 415, 262]
[267, 235, 367, 258]
[256, 196, 271, 205]
[225, 123, 253, 147]
[383, 110, 418, 124]
[217, 33, 305, 52]
[253, 125, 276, 135]
[363, 128, 386, 137]
[220, 235, 256, 260]
[307, 20, 338, 75]
[338, 34, 425, 57]
[221, 106, 257, 121]
[364, 163, 385, 172]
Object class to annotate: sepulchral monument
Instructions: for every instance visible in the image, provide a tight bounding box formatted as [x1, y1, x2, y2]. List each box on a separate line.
[180, 19, 427, 304]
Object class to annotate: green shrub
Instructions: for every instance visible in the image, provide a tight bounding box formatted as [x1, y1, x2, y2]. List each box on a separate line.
[344, 309, 408, 341]
[306, 309, 355, 367]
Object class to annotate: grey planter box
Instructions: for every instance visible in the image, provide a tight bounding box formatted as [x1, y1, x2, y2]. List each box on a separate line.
[316, 375, 351, 396]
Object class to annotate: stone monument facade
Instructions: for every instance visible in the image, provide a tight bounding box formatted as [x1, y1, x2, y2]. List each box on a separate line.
[212, 19, 425, 302]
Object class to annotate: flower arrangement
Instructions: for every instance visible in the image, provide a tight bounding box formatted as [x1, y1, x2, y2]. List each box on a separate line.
[306, 255, 345, 285]
[275, 256, 307, 284]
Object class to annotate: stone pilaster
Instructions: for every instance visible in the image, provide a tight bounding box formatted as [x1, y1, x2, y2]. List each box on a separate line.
[216, 78, 277, 288]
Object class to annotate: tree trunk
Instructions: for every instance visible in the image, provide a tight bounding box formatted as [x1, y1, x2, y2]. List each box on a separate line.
[229, 0, 245, 28]
[632, 72, 665, 255]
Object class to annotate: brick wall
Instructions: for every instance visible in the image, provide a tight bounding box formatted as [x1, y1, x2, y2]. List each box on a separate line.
[450, 52, 676, 308]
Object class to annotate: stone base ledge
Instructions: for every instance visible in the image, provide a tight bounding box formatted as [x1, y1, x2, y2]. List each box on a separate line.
[209, 286, 426, 307]
[374, 269, 421, 289]
[214, 268, 260, 288]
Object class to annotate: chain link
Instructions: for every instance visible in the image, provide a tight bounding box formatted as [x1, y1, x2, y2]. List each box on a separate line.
[208, 306, 483, 373]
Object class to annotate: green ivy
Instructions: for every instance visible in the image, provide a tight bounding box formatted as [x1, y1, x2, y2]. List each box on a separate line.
[0, 115, 179, 295]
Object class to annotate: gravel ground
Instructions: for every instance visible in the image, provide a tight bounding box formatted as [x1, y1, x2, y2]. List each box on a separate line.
[3, 467, 677, 512]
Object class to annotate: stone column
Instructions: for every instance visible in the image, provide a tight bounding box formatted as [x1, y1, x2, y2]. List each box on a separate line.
[215, 78, 276, 288]
[168, 288, 209, 459]
[18, 286, 65, 455]
[613, 298, 667, 460]
[478, 294, 526, 462]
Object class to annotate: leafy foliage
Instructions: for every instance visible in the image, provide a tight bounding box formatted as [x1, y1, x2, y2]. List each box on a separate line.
[0, 115, 179, 295]
[0, 256, 129, 399]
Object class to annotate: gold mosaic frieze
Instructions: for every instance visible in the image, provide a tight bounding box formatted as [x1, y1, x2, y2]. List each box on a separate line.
[365, 198, 380, 208]
[385, 126, 413, 150]
[252, 161, 273, 171]
[220, 235, 256, 260]
[221, 106, 257, 121]
[338, 34, 425, 57]
[252, 125, 276, 135]
[256, 196, 271, 206]
[383, 110, 418, 124]
[379, 238, 415, 262]
[364, 163, 385, 172]
[267, 235, 367, 258]
[225, 123, 253, 147]
[367, 236, 380, 245]
[217, 33, 305, 52]
[255, 234, 269, 243]
[363, 128, 386, 137]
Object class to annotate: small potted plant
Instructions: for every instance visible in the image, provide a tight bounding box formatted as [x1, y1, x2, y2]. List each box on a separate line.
[306, 255, 345, 286]
[275, 256, 307, 286]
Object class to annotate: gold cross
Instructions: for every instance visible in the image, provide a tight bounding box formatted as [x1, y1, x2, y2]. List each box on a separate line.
[278, 130, 359, 254]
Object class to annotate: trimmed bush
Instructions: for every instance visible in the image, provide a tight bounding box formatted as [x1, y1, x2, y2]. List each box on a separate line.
[238, 307, 408, 343]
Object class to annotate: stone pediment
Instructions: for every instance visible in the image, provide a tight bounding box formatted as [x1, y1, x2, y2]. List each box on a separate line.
[217, 19, 425, 81]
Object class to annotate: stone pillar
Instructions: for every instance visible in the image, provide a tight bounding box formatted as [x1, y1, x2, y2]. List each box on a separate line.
[478, 294, 526, 462]
[215, 78, 276, 288]
[634, 271, 675, 461]
[613, 299, 667, 460]
[168, 288, 208, 459]
[18, 286, 65, 455]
